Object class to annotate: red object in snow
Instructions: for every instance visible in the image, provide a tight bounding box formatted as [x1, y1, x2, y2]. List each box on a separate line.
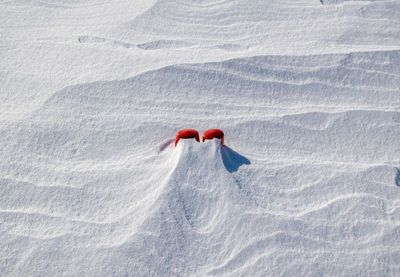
[202, 129, 224, 145]
[175, 129, 200, 147]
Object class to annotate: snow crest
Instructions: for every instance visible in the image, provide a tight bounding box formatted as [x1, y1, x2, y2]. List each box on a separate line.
[1, 0, 400, 276]
[2, 50, 400, 276]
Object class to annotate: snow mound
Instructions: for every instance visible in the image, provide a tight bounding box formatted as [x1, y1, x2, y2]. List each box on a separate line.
[2, 0, 400, 274]
[1, 49, 400, 276]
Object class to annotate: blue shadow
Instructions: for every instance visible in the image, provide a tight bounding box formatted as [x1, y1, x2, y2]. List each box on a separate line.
[396, 168, 400, 187]
[159, 139, 174, 152]
[221, 146, 251, 173]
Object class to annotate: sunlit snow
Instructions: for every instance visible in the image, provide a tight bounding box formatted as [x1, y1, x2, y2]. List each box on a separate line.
[1, 0, 400, 276]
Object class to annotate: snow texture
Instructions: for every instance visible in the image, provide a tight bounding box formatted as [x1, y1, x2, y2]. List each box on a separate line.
[1, 0, 400, 276]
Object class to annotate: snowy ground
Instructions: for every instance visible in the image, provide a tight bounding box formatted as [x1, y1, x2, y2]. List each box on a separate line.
[1, 0, 400, 276]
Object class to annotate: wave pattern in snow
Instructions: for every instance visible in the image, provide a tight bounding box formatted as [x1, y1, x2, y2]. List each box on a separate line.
[121, 0, 400, 52]
[1, 50, 400, 276]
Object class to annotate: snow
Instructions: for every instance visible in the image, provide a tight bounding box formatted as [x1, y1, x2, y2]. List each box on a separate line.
[1, 0, 400, 276]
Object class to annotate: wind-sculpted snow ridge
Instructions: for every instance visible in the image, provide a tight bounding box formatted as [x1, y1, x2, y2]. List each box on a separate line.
[2, 0, 400, 123]
[1, 49, 400, 276]
[120, 0, 400, 53]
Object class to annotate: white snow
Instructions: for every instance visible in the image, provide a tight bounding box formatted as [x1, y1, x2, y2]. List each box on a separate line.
[1, 0, 400, 276]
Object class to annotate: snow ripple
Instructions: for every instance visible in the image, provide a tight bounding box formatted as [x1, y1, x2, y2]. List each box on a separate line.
[1, 50, 400, 276]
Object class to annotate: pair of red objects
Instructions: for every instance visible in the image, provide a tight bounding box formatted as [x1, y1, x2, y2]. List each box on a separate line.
[175, 129, 224, 147]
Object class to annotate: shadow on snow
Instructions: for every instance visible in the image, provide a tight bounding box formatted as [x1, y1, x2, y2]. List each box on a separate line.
[221, 146, 251, 173]
[396, 168, 400, 187]
[159, 139, 174, 152]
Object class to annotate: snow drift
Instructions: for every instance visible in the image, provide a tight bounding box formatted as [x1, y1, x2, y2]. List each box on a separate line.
[2, 50, 400, 276]
[1, 0, 400, 276]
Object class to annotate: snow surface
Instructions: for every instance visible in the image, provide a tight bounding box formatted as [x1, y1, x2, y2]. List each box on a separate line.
[1, 0, 400, 276]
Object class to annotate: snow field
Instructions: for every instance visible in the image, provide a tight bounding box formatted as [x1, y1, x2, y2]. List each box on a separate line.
[1, 0, 400, 276]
